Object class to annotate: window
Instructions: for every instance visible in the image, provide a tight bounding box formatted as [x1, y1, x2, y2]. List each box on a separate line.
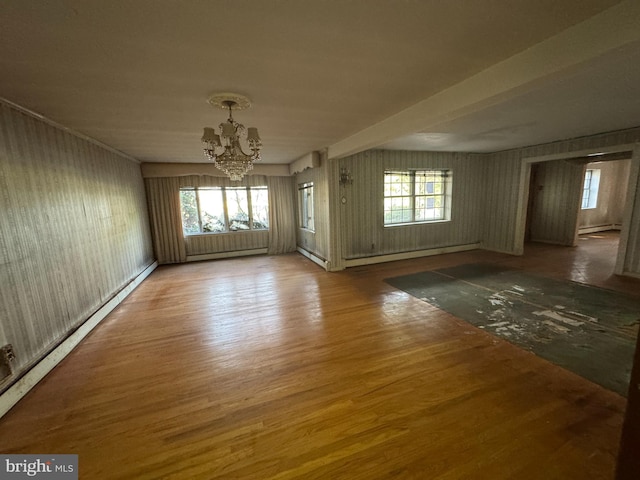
[384, 170, 451, 225]
[298, 182, 314, 231]
[581, 169, 600, 209]
[179, 186, 269, 235]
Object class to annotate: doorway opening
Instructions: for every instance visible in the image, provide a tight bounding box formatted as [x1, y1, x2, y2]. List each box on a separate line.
[522, 150, 633, 273]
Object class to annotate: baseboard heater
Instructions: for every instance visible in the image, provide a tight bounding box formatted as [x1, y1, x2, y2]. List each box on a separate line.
[0, 261, 158, 419]
[297, 247, 329, 270]
[186, 248, 268, 262]
[344, 243, 481, 268]
[578, 224, 622, 235]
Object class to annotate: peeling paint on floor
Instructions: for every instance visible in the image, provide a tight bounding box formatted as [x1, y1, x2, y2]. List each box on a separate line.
[386, 263, 640, 396]
[533, 310, 585, 327]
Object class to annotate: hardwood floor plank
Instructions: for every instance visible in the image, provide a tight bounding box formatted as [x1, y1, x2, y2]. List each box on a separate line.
[0, 234, 636, 478]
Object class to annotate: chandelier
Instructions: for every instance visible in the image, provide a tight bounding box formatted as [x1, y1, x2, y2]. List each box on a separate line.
[201, 93, 262, 181]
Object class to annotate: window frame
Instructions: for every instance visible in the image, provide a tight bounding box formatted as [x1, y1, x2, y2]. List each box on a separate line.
[179, 186, 269, 235]
[298, 182, 315, 232]
[383, 169, 452, 227]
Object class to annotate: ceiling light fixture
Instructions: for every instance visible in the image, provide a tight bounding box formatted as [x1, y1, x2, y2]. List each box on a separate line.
[201, 93, 262, 181]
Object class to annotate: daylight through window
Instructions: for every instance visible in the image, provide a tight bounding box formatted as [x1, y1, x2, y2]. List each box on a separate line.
[383, 170, 451, 225]
[179, 186, 269, 235]
[581, 169, 600, 210]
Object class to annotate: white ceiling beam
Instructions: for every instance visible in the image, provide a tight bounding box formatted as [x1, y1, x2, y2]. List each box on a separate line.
[328, 0, 640, 160]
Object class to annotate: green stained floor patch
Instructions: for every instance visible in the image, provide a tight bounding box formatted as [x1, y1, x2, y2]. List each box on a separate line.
[385, 263, 640, 396]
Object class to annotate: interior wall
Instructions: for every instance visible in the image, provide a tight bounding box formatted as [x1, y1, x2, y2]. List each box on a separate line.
[579, 159, 631, 229]
[480, 150, 524, 254]
[295, 152, 330, 262]
[482, 127, 640, 263]
[338, 150, 483, 259]
[528, 159, 584, 245]
[0, 103, 154, 391]
[620, 147, 640, 276]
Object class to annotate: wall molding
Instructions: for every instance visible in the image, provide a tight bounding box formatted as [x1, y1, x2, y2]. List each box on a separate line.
[0, 261, 158, 419]
[522, 143, 636, 163]
[0, 97, 140, 164]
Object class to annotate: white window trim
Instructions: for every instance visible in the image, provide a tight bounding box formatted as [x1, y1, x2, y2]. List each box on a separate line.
[298, 182, 315, 232]
[180, 186, 269, 235]
[383, 169, 452, 227]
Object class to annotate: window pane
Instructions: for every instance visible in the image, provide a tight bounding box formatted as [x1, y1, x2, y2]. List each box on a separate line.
[226, 188, 250, 231]
[251, 187, 269, 230]
[180, 190, 200, 234]
[298, 184, 314, 230]
[426, 182, 434, 194]
[582, 169, 600, 210]
[384, 169, 450, 226]
[199, 188, 226, 232]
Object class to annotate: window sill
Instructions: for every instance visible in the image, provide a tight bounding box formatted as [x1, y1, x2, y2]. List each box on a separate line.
[384, 219, 451, 228]
[184, 229, 269, 237]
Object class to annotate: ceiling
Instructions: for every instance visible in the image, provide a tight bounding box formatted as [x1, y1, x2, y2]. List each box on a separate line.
[1, 0, 639, 165]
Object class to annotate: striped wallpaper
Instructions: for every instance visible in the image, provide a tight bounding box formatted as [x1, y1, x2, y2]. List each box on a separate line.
[528, 159, 584, 245]
[0, 103, 154, 391]
[483, 128, 640, 258]
[336, 150, 484, 259]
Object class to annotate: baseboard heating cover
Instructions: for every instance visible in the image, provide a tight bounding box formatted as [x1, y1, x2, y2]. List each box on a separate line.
[0, 261, 158, 419]
[344, 243, 480, 268]
[297, 247, 329, 270]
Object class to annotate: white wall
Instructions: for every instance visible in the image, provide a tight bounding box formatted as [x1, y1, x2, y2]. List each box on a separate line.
[579, 159, 631, 229]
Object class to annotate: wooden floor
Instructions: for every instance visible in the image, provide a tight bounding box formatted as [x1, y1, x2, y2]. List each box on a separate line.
[1, 232, 638, 479]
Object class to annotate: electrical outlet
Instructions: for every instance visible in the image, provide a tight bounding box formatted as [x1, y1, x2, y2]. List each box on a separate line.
[0, 344, 16, 380]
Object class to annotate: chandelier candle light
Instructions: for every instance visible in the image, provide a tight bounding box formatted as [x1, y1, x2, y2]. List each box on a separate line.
[201, 93, 262, 181]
